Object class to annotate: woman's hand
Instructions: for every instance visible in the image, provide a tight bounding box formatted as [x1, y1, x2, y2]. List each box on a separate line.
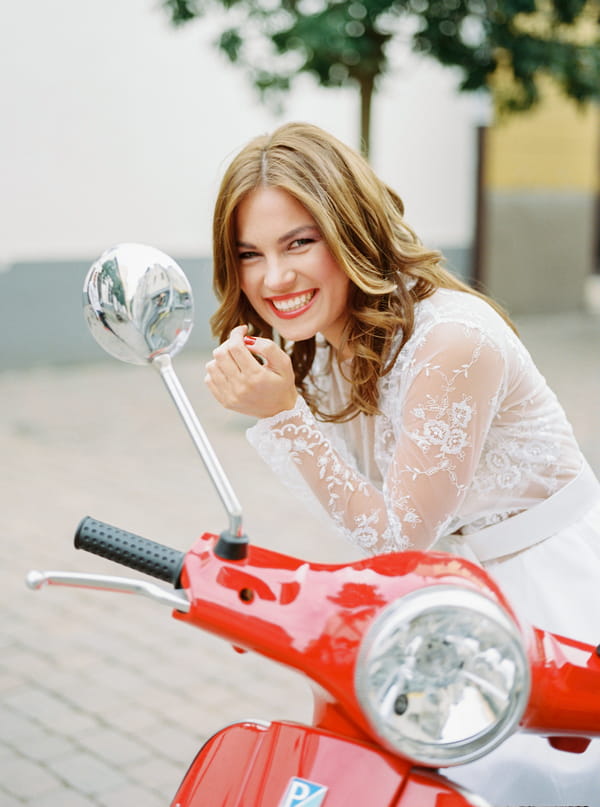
[205, 325, 298, 418]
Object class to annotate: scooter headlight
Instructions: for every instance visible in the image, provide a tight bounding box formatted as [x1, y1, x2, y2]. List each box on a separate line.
[355, 585, 530, 766]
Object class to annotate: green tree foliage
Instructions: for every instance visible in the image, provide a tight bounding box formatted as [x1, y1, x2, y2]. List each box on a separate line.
[163, 0, 599, 156]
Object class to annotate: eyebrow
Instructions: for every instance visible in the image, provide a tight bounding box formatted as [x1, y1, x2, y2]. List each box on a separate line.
[236, 224, 318, 248]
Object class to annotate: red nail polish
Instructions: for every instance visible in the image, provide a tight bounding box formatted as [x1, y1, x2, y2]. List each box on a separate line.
[243, 336, 256, 345]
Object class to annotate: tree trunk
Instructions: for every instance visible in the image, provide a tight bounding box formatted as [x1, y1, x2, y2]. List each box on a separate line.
[359, 75, 374, 160]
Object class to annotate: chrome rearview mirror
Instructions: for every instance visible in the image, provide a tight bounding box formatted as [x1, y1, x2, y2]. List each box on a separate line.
[83, 244, 245, 553]
[83, 243, 194, 365]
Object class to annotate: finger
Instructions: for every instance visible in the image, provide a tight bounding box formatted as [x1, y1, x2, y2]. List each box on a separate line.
[212, 341, 247, 376]
[243, 337, 292, 376]
[215, 324, 247, 355]
[213, 325, 254, 373]
[222, 332, 270, 375]
[229, 324, 248, 340]
[206, 349, 258, 397]
[204, 359, 229, 396]
[205, 357, 226, 381]
[204, 364, 227, 405]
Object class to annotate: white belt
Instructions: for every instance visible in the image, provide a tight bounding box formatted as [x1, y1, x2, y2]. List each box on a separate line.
[462, 462, 600, 563]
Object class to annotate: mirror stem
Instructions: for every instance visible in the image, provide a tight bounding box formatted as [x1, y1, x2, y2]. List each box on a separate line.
[153, 354, 244, 540]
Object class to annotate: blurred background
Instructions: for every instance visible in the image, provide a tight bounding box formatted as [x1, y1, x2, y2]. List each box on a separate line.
[1, 2, 599, 805]
[2, 0, 597, 371]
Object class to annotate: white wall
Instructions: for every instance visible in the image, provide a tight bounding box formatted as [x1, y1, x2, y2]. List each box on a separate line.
[0, 0, 481, 266]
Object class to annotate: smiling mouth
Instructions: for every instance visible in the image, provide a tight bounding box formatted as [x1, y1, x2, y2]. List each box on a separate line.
[268, 290, 316, 316]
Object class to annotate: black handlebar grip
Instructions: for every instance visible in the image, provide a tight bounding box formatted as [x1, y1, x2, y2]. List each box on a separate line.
[74, 516, 186, 586]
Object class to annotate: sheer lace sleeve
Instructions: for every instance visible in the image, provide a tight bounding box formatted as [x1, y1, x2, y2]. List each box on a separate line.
[246, 395, 395, 549]
[247, 319, 506, 555]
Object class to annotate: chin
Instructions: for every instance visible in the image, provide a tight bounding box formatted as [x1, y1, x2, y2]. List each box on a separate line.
[276, 325, 318, 343]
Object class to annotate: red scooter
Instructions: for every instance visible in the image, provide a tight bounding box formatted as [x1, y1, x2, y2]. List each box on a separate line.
[26, 244, 600, 807]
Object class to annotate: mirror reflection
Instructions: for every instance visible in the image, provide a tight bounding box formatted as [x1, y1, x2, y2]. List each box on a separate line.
[83, 243, 194, 365]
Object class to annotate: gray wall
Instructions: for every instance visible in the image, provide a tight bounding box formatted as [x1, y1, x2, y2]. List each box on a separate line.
[0, 258, 215, 371]
[482, 191, 596, 315]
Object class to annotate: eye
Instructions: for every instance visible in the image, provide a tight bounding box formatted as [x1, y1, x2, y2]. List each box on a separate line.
[238, 250, 260, 261]
[289, 237, 315, 250]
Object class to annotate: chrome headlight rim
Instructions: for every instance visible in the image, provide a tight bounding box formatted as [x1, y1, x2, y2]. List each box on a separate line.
[355, 584, 531, 767]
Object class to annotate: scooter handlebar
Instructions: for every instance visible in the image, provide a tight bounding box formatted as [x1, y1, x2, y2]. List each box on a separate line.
[74, 516, 185, 587]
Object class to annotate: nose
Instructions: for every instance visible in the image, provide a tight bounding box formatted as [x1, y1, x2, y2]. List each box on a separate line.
[264, 256, 296, 293]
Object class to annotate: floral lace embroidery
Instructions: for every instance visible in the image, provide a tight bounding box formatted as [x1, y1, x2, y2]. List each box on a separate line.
[257, 406, 410, 552]
[247, 289, 583, 558]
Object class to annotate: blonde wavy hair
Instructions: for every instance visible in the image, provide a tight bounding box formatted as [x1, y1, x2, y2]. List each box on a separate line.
[211, 121, 514, 422]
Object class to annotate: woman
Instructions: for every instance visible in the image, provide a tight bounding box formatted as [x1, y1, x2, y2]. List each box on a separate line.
[205, 122, 600, 804]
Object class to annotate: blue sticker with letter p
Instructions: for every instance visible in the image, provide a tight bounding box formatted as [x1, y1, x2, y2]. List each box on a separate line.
[279, 777, 328, 807]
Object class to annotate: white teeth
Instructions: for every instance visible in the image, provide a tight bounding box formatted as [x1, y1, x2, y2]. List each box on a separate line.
[271, 291, 314, 312]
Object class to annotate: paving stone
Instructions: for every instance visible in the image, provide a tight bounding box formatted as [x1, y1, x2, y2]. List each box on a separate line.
[85, 662, 149, 696]
[0, 791, 27, 807]
[96, 783, 165, 807]
[9, 731, 77, 763]
[0, 703, 43, 741]
[127, 754, 184, 795]
[5, 687, 75, 723]
[0, 672, 24, 694]
[1, 751, 63, 799]
[36, 789, 96, 807]
[75, 727, 153, 767]
[98, 705, 160, 736]
[46, 751, 128, 795]
[3, 687, 100, 737]
[1, 647, 58, 681]
[133, 722, 203, 765]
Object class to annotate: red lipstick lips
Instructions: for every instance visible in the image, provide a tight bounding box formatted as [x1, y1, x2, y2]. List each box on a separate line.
[267, 290, 317, 319]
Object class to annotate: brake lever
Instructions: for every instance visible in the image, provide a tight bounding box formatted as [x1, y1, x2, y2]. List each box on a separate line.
[25, 570, 190, 612]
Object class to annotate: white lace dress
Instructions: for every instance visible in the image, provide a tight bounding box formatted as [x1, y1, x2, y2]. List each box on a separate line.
[247, 288, 600, 805]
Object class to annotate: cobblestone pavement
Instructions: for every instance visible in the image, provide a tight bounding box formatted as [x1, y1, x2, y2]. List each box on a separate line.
[2, 309, 599, 806]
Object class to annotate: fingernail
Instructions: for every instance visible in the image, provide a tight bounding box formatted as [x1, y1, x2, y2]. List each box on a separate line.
[243, 336, 256, 345]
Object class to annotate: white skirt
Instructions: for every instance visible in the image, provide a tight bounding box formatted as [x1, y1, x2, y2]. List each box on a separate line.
[441, 496, 600, 805]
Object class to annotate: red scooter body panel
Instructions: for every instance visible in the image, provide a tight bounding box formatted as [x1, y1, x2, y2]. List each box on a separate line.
[524, 627, 600, 737]
[171, 721, 477, 807]
[174, 533, 516, 745]
[174, 533, 600, 747]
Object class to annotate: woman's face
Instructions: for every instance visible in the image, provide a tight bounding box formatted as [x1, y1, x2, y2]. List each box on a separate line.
[235, 186, 351, 349]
